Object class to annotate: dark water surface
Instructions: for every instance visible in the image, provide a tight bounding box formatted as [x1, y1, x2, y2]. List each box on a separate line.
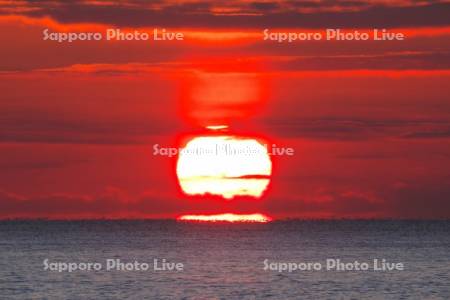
[1, 220, 449, 299]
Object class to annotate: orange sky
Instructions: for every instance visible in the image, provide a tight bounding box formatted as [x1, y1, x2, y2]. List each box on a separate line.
[0, 0, 449, 219]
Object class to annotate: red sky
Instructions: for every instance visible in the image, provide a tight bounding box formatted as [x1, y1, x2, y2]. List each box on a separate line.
[0, 0, 449, 219]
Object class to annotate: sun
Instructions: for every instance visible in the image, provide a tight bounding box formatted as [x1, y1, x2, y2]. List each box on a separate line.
[176, 134, 272, 199]
[177, 213, 272, 223]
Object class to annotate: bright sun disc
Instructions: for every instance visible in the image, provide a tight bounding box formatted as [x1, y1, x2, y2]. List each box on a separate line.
[177, 213, 272, 223]
[176, 135, 272, 199]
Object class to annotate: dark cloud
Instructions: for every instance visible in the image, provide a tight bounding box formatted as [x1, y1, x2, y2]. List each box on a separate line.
[264, 52, 450, 71]
[0, 159, 89, 171]
[249, 2, 281, 11]
[290, 0, 367, 8]
[401, 129, 450, 139]
[258, 118, 450, 141]
[0, 113, 182, 144]
[1, 98, 449, 144]
[266, 190, 382, 216]
[7, 2, 450, 28]
[1, 109, 449, 145]
[160, 1, 212, 13]
[0, 189, 271, 219]
[2, 182, 449, 219]
[265, 183, 450, 219]
[1, 11, 449, 73]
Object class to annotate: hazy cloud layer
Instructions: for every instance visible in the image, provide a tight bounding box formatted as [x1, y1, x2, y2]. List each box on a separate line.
[1, 1, 449, 28]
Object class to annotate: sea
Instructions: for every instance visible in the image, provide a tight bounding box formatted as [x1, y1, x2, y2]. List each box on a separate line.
[1, 220, 449, 299]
